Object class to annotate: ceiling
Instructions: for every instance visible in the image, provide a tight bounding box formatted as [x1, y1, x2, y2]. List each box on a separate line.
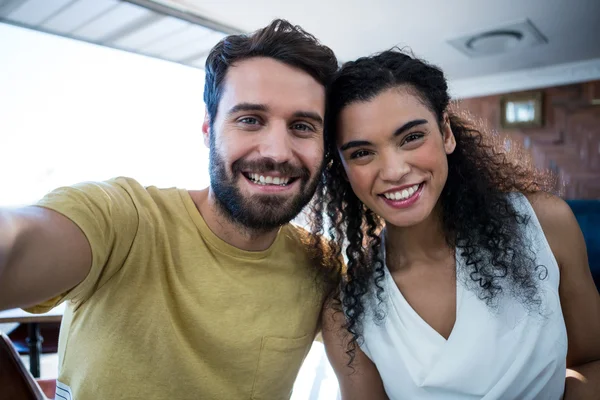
[0, 0, 235, 69]
[2, 0, 600, 98]
[156, 0, 600, 79]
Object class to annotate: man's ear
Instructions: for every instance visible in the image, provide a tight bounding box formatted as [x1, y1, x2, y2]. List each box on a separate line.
[202, 108, 211, 148]
[442, 113, 456, 155]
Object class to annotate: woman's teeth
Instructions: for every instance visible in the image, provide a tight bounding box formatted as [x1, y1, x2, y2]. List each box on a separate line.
[383, 184, 420, 200]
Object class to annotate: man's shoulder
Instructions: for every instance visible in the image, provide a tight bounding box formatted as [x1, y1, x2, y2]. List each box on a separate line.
[280, 223, 342, 272]
[90, 177, 184, 207]
[282, 222, 311, 239]
[69, 176, 181, 195]
[53, 176, 147, 201]
[280, 223, 325, 249]
[36, 176, 188, 226]
[103, 177, 175, 197]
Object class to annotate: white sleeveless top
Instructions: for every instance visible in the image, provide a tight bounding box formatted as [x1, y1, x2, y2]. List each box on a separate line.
[359, 193, 568, 399]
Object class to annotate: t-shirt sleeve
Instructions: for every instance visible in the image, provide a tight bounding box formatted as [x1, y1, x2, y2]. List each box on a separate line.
[24, 178, 140, 313]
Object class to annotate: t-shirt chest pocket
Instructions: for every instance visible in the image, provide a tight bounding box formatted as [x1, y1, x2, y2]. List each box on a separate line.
[251, 333, 313, 400]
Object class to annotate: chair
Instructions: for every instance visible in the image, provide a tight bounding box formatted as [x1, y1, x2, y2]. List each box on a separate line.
[0, 331, 49, 399]
[567, 199, 600, 290]
[8, 322, 60, 355]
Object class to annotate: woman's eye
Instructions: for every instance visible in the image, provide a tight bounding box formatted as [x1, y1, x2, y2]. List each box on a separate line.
[403, 132, 424, 144]
[350, 150, 371, 159]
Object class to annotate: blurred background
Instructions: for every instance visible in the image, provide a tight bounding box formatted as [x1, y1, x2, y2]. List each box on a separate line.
[1, 1, 599, 399]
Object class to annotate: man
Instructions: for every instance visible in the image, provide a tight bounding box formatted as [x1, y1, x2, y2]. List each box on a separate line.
[0, 19, 339, 399]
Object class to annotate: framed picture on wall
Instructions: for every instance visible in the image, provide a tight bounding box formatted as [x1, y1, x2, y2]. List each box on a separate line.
[500, 91, 543, 129]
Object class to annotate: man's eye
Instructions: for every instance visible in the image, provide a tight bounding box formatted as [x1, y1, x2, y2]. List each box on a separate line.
[292, 123, 313, 132]
[239, 117, 260, 125]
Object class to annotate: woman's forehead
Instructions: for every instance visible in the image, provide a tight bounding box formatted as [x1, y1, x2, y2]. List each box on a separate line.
[337, 89, 435, 141]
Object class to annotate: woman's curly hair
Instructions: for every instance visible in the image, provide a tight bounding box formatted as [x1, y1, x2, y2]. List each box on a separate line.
[308, 49, 557, 365]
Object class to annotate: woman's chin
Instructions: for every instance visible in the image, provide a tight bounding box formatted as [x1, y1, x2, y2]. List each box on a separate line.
[380, 206, 435, 229]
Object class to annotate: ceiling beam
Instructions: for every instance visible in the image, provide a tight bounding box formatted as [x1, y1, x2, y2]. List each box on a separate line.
[122, 0, 243, 35]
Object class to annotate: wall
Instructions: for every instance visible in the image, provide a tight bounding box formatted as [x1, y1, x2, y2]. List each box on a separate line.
[456, 80, 600, 199]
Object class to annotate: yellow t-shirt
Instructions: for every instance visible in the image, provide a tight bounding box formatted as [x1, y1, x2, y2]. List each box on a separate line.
[27, 177, 327, 400]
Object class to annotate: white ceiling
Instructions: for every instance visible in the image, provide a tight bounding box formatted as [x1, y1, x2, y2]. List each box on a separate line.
[157, 0, 600, 81]
[1, 0, 599, 98]
[0, 0, 234, 68]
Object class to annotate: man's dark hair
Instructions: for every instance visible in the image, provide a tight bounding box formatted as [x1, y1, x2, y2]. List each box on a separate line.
[203, 19, 338, 124]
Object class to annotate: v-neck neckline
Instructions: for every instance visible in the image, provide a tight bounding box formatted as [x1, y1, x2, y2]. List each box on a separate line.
[381, 233, 463, 343]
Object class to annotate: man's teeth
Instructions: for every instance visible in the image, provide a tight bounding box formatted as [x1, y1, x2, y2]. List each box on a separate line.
[383, 184, 420, 200]
[248, 173, 291, 186]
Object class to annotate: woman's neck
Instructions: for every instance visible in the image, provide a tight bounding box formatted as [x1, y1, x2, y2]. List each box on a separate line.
[385, 205, 453, 272]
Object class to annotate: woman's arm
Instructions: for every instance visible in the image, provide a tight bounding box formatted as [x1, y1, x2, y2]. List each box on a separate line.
[527, 192, 600, 399]
[321, 300, 389, 400]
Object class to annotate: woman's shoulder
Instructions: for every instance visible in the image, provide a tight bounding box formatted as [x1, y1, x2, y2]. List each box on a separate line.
[522, 191, 580, 270]
[523, 191, 575, 230]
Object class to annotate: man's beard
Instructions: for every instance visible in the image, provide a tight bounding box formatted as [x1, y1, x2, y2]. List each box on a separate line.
[208, 138, 321, 232]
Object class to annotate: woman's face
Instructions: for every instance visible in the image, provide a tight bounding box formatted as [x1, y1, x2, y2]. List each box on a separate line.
[336, 87, 456, 228]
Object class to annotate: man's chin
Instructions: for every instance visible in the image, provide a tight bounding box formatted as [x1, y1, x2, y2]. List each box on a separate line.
[251, 193, 294, 205]
[227, 180, 317, 229]
[243, 206, 300, 227]
[237, 217, 292, 232]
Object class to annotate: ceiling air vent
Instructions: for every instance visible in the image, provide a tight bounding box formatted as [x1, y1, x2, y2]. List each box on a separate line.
[448, 19, 547, 58]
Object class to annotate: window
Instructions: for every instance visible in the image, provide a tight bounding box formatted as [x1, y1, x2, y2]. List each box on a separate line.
[0, 23, 207, 206]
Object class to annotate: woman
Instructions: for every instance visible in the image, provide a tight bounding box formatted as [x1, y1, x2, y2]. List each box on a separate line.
[314, 49, 600, 399]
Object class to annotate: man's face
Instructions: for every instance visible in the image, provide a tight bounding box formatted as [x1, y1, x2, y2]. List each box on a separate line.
[204, 57, 326, 231]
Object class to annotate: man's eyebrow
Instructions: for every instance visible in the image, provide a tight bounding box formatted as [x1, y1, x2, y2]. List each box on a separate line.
[227, 104, 323, 127]
[227, 103, 269, 116]
[292, 111, 323, 126]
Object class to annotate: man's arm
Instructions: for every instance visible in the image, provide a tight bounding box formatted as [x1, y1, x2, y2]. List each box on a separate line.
[321, 300, 389, 400]
[0, 206, 92, 310]
[527, 192, 600, 399]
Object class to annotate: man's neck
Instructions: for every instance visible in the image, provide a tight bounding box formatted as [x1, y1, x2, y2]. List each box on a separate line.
[189, 188, 281, 252]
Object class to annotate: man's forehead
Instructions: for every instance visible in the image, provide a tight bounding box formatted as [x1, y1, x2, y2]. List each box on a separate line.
[219, 57, 325, 115]
[225, 57, 317, 83]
